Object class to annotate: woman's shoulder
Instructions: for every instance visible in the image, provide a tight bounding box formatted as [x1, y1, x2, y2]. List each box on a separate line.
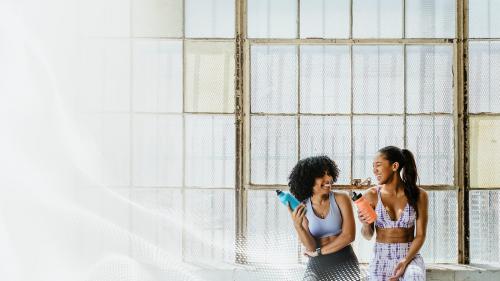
[332, 190, 349, 200]
[364, 186, 379, 198]
[418, 188, 428, 202]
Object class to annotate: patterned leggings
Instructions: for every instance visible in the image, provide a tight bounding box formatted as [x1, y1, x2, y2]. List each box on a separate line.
[303, 245, 360, 281]
[368, 242, 425, 281]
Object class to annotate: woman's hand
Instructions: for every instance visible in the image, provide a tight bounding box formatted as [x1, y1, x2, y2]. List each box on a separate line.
[357, 208, 372, 225]
[389, 258, 409, 281]
[287, 203, 306, 229]
[303, 249, 318, 257]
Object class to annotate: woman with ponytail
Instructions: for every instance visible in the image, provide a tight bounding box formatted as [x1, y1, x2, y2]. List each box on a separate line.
[357, 146, 428, 281]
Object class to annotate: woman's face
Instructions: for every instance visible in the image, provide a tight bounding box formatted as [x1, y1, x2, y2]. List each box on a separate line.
[312, 173, 333, 196]
[372, 152, 398, 185]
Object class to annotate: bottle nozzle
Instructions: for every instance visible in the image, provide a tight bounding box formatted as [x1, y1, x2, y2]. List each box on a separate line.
[351, 191, 362, 201]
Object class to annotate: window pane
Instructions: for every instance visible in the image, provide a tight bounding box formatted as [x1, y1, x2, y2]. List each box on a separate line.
[184, 189, 235, 264]
[133, 115, 183, 186]
[185, 41, 235, 113]
[251, 116, 297, 185]
[470, 190, 500, 265]
[469, 0, 500, 38]
[185, 115, 235, 188]
[131, 0, 183, 37]
[300, 45, 350, 114]
[405, 0, 455, 38]
[132, 40, 182, 113]
[130, 188, 183, 258]
[406, 45, 453, 114]
[248, 0, 297, 38]
[469, 42, 500, 113]
[300, 0, 350, 39]
[247, 190, 299, 264]
[353, 45, 404, 114]
[470, 116, 500, 188]
[96, 114, 130, 186]
[185, 0, 235, 38]
[353, 0, 402, 38]
[251, 45, 297, 113]
[300, 116, 351, 184]
[420, 191, 458, 263]
[353, 116, 404, 179]
[80, 39, 130, 112]
[406, 116, 454, 185]
[79, 0, 130, 37]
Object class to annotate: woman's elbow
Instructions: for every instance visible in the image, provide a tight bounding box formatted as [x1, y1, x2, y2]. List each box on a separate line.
[344, 231, 355, 244]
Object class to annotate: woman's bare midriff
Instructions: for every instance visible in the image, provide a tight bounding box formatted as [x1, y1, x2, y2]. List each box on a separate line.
[375, 226, 415, 243]
[317, 234, 339, 247]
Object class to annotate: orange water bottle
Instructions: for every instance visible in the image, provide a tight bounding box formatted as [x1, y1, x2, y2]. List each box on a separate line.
[352, 191, 377, 224]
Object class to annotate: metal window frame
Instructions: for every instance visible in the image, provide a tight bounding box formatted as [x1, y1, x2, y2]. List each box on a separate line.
[234, 0, 472, 265]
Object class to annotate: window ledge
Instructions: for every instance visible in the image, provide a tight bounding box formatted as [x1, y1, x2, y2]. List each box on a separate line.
[186, 262, 500, 281]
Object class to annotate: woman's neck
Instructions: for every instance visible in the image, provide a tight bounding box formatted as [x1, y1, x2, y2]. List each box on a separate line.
[311, 193, 329, 205]
[383, 175, 405, 196]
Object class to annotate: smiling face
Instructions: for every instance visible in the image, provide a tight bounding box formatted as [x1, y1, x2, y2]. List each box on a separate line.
[373, 152, 400, 185]
[312, 173, 334, 196]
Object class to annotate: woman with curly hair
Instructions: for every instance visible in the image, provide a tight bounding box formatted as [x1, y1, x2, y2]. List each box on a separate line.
[288, 155, 360, 281]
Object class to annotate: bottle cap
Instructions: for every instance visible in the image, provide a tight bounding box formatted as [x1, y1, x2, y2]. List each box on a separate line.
[276, 190, 282, 195]
[351, 191, 362, 201]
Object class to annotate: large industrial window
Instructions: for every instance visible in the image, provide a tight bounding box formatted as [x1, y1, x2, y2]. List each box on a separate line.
[95, 0, 500, 267]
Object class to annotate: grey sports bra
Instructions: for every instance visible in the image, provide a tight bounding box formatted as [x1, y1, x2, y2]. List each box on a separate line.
[305, 192, 343, 238]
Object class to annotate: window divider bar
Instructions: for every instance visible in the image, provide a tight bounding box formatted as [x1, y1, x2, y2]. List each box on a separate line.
[456, 0, 470, 265]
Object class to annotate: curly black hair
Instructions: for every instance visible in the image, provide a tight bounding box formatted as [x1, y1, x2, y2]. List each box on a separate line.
[288, 155, 340, 202]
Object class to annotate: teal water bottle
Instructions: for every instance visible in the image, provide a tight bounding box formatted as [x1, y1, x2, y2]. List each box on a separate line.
[276, 190, 301, 211]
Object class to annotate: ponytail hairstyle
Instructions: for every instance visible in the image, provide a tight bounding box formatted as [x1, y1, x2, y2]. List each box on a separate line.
[378, 146, 420, 217]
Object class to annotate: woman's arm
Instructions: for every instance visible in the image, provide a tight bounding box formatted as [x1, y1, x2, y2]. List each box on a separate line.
[359, 187, 378, 240]
[318, 192, 356, 255]
[402, 189, 428, 262]
[288, 203, 317, 251]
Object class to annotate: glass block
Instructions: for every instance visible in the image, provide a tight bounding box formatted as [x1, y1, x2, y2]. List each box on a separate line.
[300, 0, 350, 39]
[470, 190, 500, 265]
[405, 0, 455, 38]
[353, 45, 404, 114]
[98, 114, 130, 186]
[352, 116, 404, 179]
[352, 0, 403, 38]
[184, 189, 235, 264]
[133, 115, 183, 186]
[300, 116, 351, 184]
[420, 191, 458, 263]
[469, 0, 500, 38]
[247, 190, 299, 264]
[131, 0, 183, 37]
[468, 42, 500, 113]
[185, 41, 235, 113]
[406, 45, 454, 114]
[406, 116, 454, 185]
[251, 116, 298, 185]
[185, 0, 235, 38]
[469, 116, 500, 188]
[300, 45, 350, 114]
[248, 0, 297, 38]
[251, 45, 297, 113]
[79, 39, 130, 112]
[185, 115, 235, 188]
[130, 188, 183, 258]
[132, 40, 182, 113]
